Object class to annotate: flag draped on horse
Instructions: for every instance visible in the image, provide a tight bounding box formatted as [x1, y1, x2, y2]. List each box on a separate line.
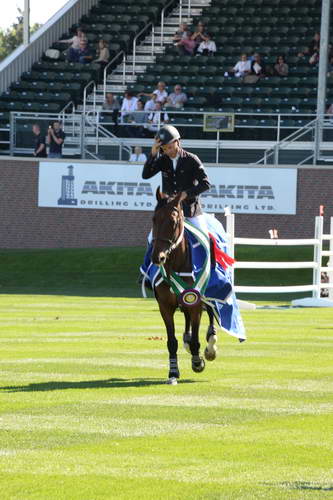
[140, 213, 246, 341]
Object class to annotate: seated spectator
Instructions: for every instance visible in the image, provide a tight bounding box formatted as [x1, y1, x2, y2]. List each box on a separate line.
[152, 81, 168, 105]
[165, 85, 188, 109]
[101, 92, 120, 126]
[177, 31, 196, 55]
[129, 146, 147, 162]
[120, 91, 138, 123]
[191, 21, 208, 53]
[250, 53, 265, 77]
[147, 102, 169, 132]
[76, 39, 94, 64]
[298, 32, 320, 62]
[196, 33, 216, 56]
[230, 54, 251, 78]
[93, 39, 110, 82]
[59, 27, 87, 62]
[126, 100, 147, 137]
[144, 93, 158, 114]
[274, 55, 289, 76]
[173, 23, 189, 44]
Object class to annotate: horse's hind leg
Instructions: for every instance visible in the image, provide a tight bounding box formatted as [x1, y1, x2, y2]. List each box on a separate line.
[158, 301, 180, 384]
[189, 307, 205, 373]
[183, 309, 191, 353]
[205, 305, 218, 361]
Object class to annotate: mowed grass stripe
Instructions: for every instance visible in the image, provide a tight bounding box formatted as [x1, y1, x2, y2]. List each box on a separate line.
[0, 294, 332, 499]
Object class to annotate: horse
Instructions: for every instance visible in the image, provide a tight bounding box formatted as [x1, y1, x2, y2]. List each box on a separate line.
[151, 188, 217, 385]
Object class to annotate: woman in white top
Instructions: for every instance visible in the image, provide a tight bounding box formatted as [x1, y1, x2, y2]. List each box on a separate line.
[197, 34, 217, 56]
[59, 28, 87, 50]
[93, 39, 110, 82]
[120, 91, 139, 123]
[231, 54, 251, 78]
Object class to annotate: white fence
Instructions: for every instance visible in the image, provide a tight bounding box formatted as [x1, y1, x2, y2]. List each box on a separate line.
[226, 214, 333, 307]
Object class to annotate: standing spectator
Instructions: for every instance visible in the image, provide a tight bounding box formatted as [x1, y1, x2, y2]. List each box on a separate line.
[230, 54, 251, 77]
[129, 146, 147, 162]
[274, 55, 289, 76]
[93, 39, 110, 82]
[59, 27, 87, 62]
[101, 92, 120, 126]
[32, 124, 47, 158]
[191, 21, 208, 53]
[165, 85, 188, 109]
[177, 31, 196, 55]
[120, 91, 138, 123]
[77, 39, 94, 64]
[47, 121, 65, 159]
[147, 102, 169, 133]
[173, 23, 189, 44]
[196, 33, 217, 56]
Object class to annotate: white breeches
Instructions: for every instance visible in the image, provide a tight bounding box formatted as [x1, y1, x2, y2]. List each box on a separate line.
[148, 215, 208, 244]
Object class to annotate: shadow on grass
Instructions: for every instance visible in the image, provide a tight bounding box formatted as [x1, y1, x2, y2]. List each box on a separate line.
[264, 481, 333, 492]
[1, 378, 200, 392]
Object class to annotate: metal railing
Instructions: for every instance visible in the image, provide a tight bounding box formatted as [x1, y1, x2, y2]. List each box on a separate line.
[103, 50, 126, 97]
[0, 0, 99, 94]
[132, 23, 155, 74]
[83, 81, 96, 115]
[179, 0, 192, 24]
[85, 111, 132, 160]
[160, 0, 178, 46]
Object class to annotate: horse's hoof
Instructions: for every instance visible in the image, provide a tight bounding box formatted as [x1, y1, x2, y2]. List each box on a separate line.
[192, 356, 205, 373]
[166, 377, 178, 385]
[205, 334, 217, 361]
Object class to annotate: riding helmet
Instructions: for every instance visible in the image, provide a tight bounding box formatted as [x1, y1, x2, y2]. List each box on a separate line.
[155, 125, 181, 145]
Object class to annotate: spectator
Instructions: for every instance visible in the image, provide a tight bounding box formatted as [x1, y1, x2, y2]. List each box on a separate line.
[47, 121, 65, 159]
[77, 39, 94, 64]
[299, 32, 320, 62]
[327, 55, 333, 77]
[165, 84, 188, 109]
[173, 23, 189, 44]
[147, 102, 169, 132]
[153, 81, 168, 105]
[250, 53, 265, 77]
[120, 91, 138, 123]
[93, 39, 110, 82]
[126, 100, 147, 137]
[196, 33, 217, 56]
[191, 21, 208, 53]
[59, 27, 87, 62]
[230, 54, 251, 78]
[129, 146, 147, 162]
[177, 31, 196, 55]
[32, 124, 47, 158]
[101, 92, 120, 126]
[144, 93, 158, 114]
[274, 55, 289, 76]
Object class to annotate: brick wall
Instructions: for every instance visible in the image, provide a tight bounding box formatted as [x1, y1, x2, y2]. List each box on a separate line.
[0, 159, 332, 248]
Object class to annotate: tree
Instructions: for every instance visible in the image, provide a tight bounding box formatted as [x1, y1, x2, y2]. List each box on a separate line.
[0, 8, 41, 62]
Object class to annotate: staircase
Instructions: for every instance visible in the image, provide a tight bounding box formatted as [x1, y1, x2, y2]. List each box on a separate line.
[83, 0, 212, 112]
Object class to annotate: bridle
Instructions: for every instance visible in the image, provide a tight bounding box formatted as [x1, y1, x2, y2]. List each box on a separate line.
[152, 206, 184, 257]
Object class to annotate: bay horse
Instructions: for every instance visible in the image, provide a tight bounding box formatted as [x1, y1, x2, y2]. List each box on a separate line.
[151, 188, 217, 385]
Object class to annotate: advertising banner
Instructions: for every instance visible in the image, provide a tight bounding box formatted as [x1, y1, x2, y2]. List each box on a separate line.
[38, 162, 297, 214]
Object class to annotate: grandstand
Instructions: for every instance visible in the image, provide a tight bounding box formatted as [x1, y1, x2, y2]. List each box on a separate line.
[0, 0, 332, 163]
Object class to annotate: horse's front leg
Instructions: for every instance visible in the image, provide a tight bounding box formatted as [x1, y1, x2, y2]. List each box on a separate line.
[158, 299, 180, 384]
[183, 309, 192, 353]
[205, 305, 218, 361]
[189, 306, 205, 373]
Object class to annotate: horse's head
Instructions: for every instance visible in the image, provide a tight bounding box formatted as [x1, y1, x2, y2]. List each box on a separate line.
[151, 187, 186, 266]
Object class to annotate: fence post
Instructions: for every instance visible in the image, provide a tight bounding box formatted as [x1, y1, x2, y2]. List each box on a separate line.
[329, 217, 333, 300]
[313, 215, 323, 299]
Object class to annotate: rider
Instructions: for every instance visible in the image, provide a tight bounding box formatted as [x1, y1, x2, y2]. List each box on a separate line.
[142, 125, 211, 234]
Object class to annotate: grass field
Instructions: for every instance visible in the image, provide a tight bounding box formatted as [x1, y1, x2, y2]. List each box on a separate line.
[0, 248, 332, 499]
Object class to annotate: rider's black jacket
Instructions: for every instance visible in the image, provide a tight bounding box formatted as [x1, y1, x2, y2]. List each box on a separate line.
[142, 148, 211, 217]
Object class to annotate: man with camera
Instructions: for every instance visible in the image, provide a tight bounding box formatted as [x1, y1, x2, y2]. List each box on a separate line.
[47, 121, 66, 159]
